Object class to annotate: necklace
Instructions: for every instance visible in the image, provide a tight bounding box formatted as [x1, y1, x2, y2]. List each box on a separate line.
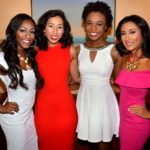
[83, 43, 111, 51]
[126, 55, 139, 71]
[17, 54, 31, 70]
[126, 48, 144, 71]
[126, 61, 139, 71]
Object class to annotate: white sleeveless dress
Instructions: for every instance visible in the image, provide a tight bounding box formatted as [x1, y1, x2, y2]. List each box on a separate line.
[76, 44, 120, 143]
[0, 52, 38, 150]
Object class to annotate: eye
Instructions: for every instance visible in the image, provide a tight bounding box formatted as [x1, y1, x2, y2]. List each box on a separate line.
[97, 23, 102, 26]
[130, 30, 136, 34]
[121, 32, 126, 36]
[86, 22, 92, 25]
[48, 24, 53, 28]
[58, 26, 63, 29]
[30, 30, 35, 34]
[87, 22, 91, 24]
[18, 28, 26, 32]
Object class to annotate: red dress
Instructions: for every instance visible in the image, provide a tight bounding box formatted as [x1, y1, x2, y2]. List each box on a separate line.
[34, 44, 78, 150]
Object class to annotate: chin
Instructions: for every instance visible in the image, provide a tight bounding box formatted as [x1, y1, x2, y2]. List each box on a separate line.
[126, 47, 137, 51]
[89, 37, 99, 41]
[49, 39, 59, 44]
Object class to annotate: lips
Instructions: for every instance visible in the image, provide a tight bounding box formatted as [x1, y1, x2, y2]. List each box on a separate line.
[23, 40, 30, 44]
[22, 40, 33, 48]
[50, 36, 58, 40]
[125, 42, 134, 47]
[89, 32, 98, 37]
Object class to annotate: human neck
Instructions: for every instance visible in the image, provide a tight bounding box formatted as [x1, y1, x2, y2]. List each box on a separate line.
[126, 48, 143, 71]
[17, 48, 26, 57]
[129, 48, 143, 58]
[48, 42, 60, 47]
[86, 39, 108, 48]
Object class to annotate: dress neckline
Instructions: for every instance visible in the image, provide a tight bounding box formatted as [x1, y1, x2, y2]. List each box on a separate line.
[48, 43, 61, 49]
[83, 43, 112, 51]
[121, 69, 150, 73]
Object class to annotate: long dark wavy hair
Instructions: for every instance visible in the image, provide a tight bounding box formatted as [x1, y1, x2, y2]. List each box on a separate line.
[0, 13, 44, 90]
[115, 15, 150, 57]
[36, 9, 73, 50]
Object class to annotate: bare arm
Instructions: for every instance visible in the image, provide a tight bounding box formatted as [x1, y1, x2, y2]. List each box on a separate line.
[0, 66, 19, 114]
[111, 46, 122, 78]
[110, 78, 120, 94]
[0, 77, 7, 104]
[70, 45, 80, 83]
[128, 90, 150, 119]
[0, 82, 19, 114]
[128, 105, 150, 119]
[110, 46, 122, 94]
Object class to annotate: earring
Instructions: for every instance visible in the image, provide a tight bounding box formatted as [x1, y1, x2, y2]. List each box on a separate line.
[30, 39, 37, 48]
[43, 30, 46, 36]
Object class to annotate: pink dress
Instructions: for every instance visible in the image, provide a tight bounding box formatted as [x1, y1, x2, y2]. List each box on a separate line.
[115, 70, 150, 150]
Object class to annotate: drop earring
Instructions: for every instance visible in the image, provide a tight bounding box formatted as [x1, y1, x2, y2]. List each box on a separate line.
[30, 39, 37, 48]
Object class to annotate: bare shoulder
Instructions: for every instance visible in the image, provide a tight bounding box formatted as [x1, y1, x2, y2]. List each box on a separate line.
[70, 45, 81, 58]
[70, 45, 77, 59]
[145, 57, 150, 69]
[111, 46, 122, 63]
[74, 45, 81, 55]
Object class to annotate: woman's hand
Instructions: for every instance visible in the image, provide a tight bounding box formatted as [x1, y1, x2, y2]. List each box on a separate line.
[128, 105, 150, 119]
[0, 101, 19, 114]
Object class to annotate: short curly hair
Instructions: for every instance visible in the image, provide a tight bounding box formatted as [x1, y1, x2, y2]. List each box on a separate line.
[82, 1, 113, 28]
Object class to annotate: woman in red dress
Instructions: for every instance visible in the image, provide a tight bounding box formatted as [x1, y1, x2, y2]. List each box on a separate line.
[34, 10, 80, 150]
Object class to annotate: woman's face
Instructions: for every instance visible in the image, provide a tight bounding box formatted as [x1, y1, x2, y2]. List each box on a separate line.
[84, 12, 107, 41]
[16, 20, 35, 51]
[44, 16, 64, 47]
[121, 21, 143, 52]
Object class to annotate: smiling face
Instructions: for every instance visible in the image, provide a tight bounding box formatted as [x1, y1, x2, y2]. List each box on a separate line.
[16, 20, 35, 51]
[84, 12, 107, 42]
[44, 16, 64, 47]
[121, 21, 143, 52]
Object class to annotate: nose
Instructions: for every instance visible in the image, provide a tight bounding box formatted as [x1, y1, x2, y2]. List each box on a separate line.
[124, 33, 130, 41]
[91, 25, 97, 31]
[26, 32, 31, 39]
[53, 27, 58, 34]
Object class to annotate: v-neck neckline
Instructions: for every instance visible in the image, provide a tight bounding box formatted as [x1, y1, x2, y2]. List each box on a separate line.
[88, 50, 98, 63]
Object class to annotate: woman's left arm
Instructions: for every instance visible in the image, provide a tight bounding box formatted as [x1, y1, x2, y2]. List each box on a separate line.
[128, 105, 150, 119]
[128, 89, 150, 119]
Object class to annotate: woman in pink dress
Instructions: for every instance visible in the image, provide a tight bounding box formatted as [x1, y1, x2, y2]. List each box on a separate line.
[115, 15, 150, 150]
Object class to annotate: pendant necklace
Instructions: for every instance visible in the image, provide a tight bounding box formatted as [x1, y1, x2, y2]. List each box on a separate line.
[17, 54, 31, 70]
[126, 55, 139, 71]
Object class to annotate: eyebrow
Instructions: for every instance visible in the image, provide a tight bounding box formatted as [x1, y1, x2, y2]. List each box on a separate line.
[18, 26, 35, 30]
[121, 28, 136, 31]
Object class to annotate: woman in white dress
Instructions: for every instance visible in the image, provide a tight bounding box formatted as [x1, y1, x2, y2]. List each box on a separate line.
[76, 1, 121, 150]
[0, 14, 44, 150]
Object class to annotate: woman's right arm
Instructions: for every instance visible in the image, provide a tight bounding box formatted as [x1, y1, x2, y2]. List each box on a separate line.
[110, 46, 122, 94]
[111, 46, 122, 78]
[0, 78, 19, 114]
